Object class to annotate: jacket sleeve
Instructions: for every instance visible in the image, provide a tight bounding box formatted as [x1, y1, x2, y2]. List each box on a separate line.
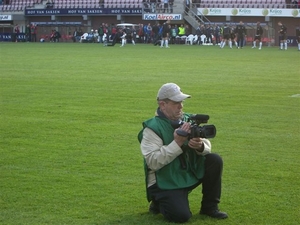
[140, 127, 183, 171]
[195, 138, 211, 156]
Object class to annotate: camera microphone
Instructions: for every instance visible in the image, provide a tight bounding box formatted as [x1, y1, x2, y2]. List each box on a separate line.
[190, 114, 209, 123]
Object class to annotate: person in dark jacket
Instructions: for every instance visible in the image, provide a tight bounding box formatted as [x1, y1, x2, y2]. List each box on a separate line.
[235, 21, 247, 49]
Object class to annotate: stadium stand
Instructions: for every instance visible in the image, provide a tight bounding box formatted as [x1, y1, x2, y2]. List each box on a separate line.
[0, 0, 289, 12]
[200, 0, 288, 8]
[0, 0, 39, 11]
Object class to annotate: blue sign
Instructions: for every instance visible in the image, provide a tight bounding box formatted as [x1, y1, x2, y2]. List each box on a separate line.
[0, 33, 26, 42]
[284, 36, 298, 46]
[25, 8, 142, 16]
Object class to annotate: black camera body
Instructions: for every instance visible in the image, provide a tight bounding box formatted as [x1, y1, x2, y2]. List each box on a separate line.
[174, 114, 216, 139]
[189, 123, 216, 139]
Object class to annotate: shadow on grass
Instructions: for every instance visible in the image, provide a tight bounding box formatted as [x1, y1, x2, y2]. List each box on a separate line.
[99, 210, 213, 225]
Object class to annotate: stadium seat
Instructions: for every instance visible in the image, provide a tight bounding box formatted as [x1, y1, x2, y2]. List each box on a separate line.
[4, 5, 11, 11]
[18, 4, 24, 10]
[17, 4, 23, 11]
[120, 0, 126, 8]
[246, 36, 253, 42]
[73, 0, 79, 5]
[11, 5, 16, 11]
[113, 0, 118, 6]
[55, 4, 62, 8]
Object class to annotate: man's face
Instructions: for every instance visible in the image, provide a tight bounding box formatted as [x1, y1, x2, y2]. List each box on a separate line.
[160, 100, 184, 121]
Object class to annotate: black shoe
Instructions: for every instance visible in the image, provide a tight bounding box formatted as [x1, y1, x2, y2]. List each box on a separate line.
[149, 201, 160, 214]
[200, 209, 228, 219]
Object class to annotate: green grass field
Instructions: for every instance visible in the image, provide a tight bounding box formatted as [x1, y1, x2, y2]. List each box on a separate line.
[0, 42, 299, 225]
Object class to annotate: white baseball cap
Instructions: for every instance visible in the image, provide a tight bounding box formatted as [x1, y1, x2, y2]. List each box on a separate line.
[157, 83, 191, 102]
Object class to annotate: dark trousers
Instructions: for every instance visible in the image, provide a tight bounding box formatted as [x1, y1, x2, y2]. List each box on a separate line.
[147, 153, 223, 223]
[31, 34, 36, 42]
[237, 35, 245, 48]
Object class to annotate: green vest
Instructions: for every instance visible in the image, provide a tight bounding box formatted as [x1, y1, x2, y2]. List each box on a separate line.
[138, 114, 205, 192]
[178, 27, 185, 35]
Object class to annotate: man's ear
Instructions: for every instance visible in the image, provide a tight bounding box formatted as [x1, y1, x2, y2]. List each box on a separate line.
[158, 100, 166, 109]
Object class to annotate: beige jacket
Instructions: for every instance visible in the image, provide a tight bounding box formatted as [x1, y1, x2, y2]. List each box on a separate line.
[140, 127, 211, 187]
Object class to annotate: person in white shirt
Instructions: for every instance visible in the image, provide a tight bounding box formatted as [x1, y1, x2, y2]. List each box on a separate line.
[120, 30, 127, 47]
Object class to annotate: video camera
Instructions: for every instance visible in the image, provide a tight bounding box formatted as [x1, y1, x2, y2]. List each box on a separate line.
[173, 114, 216, 139]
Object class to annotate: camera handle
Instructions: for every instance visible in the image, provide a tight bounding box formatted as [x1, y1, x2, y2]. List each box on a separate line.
[176, 129, 189, 137]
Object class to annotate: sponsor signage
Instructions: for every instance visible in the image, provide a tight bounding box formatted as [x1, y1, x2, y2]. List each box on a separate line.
[198, 8, 300, 17]
[22, 7, 300, 18]
[143, 14, 182, 20]
[0, 33, 26, 42]
[0, 15, 12, 21]
[32, 21, 82, 26]
[25, 8, 142, 16]
[285, 36, 298, 46]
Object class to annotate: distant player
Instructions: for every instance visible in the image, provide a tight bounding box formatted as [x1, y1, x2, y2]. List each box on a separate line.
[278, 21, 287, 50]
[230, 27, 238, 48]
[160, 20, 171, 48]
[120, 29, 127, 47]
[102, 33, 107, 46]
[220, 24, 232, 49]
[252, 22, 263, 50]
[296, 27, 300, 51]
[129, 26, 136, 45]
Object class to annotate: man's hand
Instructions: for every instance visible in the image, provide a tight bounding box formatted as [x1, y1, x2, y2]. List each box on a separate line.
[174, 122, 190, 146]
[188, 137, 204, 152]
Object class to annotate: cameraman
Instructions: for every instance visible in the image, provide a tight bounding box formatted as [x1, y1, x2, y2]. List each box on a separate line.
[138, 83, 228, 223]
